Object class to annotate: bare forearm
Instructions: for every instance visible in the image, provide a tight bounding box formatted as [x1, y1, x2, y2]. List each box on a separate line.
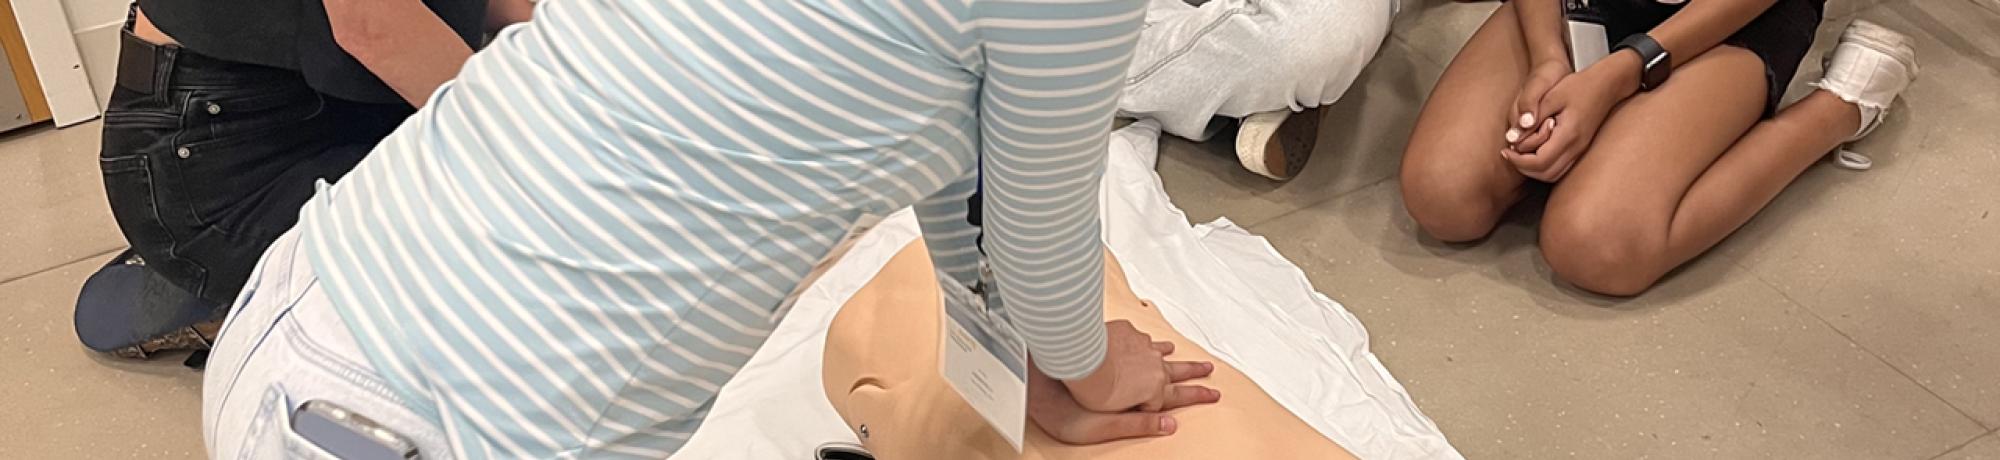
[1515, 0, 1571, 66]
[1649, 0, 1779, 67]
[486, 0, 535, 32]
[325, 0, 473, 108]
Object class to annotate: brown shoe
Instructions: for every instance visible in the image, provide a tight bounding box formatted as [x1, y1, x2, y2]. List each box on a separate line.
[109, 319, 222, 359]
[75, 250, 224, 366]
[1232, 107, 1325, 181]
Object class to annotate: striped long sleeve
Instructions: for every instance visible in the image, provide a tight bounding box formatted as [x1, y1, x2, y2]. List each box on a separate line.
[295, 0, 1148, 455]
[972, 0, 1144, 380]
[916, 171, 984, 292]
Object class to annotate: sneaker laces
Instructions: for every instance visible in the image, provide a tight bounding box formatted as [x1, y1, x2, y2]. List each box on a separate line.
[1832, 148, 1873, 170]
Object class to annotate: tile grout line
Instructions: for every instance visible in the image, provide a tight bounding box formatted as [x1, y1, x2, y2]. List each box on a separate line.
[1925, 426, 2000, 460]
[1236, 173, 1398, 228]
[1232, 15, 1432, 229]
[0, 248, 125, 286]
[1386, 31, 1449, 71]
[1743, 267, 1993, 432]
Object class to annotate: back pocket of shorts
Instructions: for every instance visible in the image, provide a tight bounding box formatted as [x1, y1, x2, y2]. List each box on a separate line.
[236, 386, 341, 460]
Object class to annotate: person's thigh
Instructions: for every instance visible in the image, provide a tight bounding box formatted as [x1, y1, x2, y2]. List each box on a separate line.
[99, 84, 216, 296]
[173, 95, 399, 303]
[1397, 2, 1532, 242]
[1539, 46, 1768, 294]
[1209, 0, 1394, 115]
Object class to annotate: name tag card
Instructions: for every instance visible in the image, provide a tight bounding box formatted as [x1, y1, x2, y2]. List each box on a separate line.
[937, 284, 1029, 452]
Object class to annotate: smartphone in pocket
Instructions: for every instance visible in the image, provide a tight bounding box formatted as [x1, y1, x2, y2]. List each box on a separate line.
[292, 400, 420, 460]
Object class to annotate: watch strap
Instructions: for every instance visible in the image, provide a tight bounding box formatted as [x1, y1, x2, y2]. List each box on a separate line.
[1615, 34, 1671, 90]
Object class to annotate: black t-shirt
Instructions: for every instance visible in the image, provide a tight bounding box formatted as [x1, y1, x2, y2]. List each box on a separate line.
[138, 0, 488, 105]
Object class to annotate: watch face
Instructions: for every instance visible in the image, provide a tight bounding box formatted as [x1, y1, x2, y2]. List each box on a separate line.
[1646, 52, 1669, 68]
[1643, 55, 1671, 88]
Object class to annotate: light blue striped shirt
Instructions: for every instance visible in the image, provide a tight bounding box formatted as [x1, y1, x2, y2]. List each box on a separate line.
[295, 0, 1143, 456]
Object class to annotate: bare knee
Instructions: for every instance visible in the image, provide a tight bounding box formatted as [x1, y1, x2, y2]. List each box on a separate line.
[1538, 207, 1666, 296]
[1399, 152, 1509, 243]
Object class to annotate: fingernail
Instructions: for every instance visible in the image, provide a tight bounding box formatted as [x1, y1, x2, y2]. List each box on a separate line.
[1543, 118, 1556, 130]
[1520, 113, 1535, 128]
[1159, 416, 1178, 434]
[1505, 128, 1522, 143]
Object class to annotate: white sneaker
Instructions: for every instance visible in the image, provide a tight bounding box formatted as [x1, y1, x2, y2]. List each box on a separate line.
[1233, 107, 1324, 181]
[1810, 19, 1918, 170]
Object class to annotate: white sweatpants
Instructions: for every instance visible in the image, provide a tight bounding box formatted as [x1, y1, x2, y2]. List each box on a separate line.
[1121, 0, 1397, 140]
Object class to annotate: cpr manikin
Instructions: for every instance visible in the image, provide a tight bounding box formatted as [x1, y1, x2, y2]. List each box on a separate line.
[821, 242, 1358, 459]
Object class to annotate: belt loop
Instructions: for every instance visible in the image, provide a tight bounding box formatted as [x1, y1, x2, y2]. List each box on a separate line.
[152, 43, 177, 94]
[123, 3, 171, 94]
[115, 33, 161, 95]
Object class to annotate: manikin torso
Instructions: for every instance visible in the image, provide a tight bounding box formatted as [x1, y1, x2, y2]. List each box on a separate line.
[821, 242, 1357, 459]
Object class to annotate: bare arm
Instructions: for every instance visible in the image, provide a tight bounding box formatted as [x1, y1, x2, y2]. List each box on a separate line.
[485, 0, 535, 32]
[1510, 0, 1784, 181]
[1514, 0, 1571, 67]
[1648, 0, 1780, 68]
[324, 0, 474, 107]
[1593, 0, 1784, 100]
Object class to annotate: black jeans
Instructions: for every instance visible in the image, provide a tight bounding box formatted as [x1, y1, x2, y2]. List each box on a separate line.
[99, 32, 410, 305]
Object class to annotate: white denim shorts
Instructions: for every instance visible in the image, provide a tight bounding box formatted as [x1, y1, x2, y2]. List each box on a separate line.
[201, 230, 451, 459]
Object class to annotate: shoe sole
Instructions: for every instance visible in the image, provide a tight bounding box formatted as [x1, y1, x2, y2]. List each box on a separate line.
[1268, 106, 1323, 180]
[75, 252, 222, 359]
[1236, 107, 1324, 181]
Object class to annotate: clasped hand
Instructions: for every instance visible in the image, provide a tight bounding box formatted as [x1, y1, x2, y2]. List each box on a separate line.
[1504, 52, 1643, 182]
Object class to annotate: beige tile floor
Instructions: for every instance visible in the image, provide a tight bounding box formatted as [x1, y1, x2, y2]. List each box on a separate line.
[0, 0, 1993, 457]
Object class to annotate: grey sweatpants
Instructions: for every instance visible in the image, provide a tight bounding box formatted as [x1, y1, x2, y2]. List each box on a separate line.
[1122, 0, 1398, 140]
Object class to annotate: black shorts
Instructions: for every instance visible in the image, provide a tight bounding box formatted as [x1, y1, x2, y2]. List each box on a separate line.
[1598, 0, 1827, 115]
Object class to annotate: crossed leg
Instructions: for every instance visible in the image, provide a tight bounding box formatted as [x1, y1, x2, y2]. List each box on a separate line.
[1540, 55, 1858, 295]
[1398, 2, 1536, 242]
[1400, 3, 1862, 295]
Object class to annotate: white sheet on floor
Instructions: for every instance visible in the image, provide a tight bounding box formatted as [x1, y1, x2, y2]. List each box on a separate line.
[672, 121, 1462, 460]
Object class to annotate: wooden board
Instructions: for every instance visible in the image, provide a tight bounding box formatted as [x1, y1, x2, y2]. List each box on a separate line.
[0, 0, 54, 123]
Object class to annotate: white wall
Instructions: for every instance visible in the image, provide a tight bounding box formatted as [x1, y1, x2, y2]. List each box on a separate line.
[61, 0, 122, 109]
[9, 0, 97, 125]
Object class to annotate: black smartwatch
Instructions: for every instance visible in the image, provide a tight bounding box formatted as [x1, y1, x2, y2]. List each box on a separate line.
[1615, 34, 1672, 91]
